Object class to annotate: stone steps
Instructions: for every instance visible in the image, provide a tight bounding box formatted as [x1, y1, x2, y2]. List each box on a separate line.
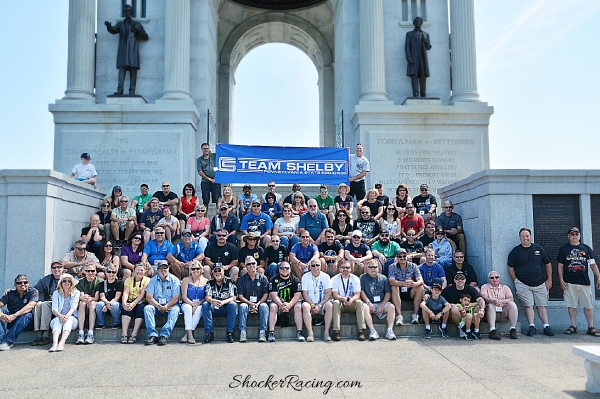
[15, 310, 519, 343]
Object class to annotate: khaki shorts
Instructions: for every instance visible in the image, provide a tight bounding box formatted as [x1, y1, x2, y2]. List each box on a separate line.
[564, 283, 593, 309]
[514, 279, 548, 307]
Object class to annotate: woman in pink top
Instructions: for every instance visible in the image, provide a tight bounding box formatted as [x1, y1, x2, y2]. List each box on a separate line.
[186, 205, 211, 242]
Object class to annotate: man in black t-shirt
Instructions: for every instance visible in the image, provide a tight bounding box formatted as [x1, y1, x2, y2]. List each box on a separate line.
[507, 228, 553, 337]
[204, 229, 239, 281]
[557, 227, 600, 337]
[445, 251, 478, 289]
[238, 235, 265, 278]
[412, 184, 437, 222]
[268, 261, 304, 342]
[265, 235, 289, 279]
[441, 272, 485, 340]
[153, 181, 179, 217]
[318, 228, 344, 277]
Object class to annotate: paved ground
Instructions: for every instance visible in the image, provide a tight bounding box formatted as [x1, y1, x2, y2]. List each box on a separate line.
[1, 332, 599, 398]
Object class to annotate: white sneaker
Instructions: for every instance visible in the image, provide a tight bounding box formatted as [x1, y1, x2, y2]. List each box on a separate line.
[306, 333, 314, 342]
[240, 331, 247, 343]
[411, 314, 419, 324]
[258, 331, 266, 343]
[395, 315, 404, 326]
[76, 331, 85, 345]
[369, 329, 379, 341]
[0, 342, 12, 351]
[84, 333, 94, 344]
[385, 329, 397, 340]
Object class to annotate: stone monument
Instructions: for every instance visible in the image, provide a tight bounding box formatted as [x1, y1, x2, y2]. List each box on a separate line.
[50, 0, 492, 201]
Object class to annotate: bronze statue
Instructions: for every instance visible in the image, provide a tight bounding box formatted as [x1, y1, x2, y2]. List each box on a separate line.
[405, 17, 431, 98]
[105, 4, 148, 95]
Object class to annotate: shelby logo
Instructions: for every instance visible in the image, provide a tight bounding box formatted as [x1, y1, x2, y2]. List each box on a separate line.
[218, 157, 347, 174]
[219, 157, 237, 172]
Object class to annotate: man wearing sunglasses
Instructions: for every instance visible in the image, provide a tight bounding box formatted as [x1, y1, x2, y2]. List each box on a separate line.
[436, 201, 466, 255]
[237, 256, 269, 342]
[30, 260, 65, 346]
[283, 183, 310, 205]
[480, 271, 519, 340]
[361, 259, 396, 340]
[445, 251, 478, 290]
[298, 199, 329, 246]
[202, 263, 238, 344]
[144, 261, 181, 346]
[141, 227, 176, 275]
[152, 181, 179, 218]
[441, 271, 485, 340]
[75, 266, 103, 344]
[169, 229, 206, 279]
[412, 183, 437, 223]
[331, 260, 366, 341]
[241, 200, 273, 248]
[209, 203, 239, 246]
[301, 261, 333, 342]
[557, 227, 600, 337]
[268, 261, 304, 342]
[110, 195, 137, 248]
[204, 228, 239, 281]
[140, 197, 163, 243]
[400, 203, 424, 240]
[0, 274, 38, 350]
[343, 230, 373, 276]
[389, 248, 424, 326]
[353, 206, 381, 246]
[62, 240, 101, 278]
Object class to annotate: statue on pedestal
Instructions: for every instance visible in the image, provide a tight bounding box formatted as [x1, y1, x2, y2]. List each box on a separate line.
[105, 4, 148, 96]
[405, 16, 431, 98]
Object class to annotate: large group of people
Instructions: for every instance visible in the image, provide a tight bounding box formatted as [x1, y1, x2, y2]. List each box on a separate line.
[1, 145, 599, 351]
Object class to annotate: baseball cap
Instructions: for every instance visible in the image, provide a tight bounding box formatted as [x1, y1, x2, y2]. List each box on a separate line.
[454, 271, 466, 279]
[112, 185, 122, 192]
[568, 227, 580, 234]
[80, 153, 91, 160]
[157, 261, 169, 269]
[219, 203, 229, 210]
[212, 263, 223, 271]
[396, 248, 408, 255]
[243, 184, 252, 189]
[352, 230, 362, 238]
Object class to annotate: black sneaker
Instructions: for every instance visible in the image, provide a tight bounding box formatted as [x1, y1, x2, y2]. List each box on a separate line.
[464, 331, 473, 341]
[424, 329, 431, 339]
[543, 326, 554, 336]
[145, 336, 158, 346]
[158, 336, 168, 346]
[527, 325, 537, 337]
[313, 318, 325, 326]
[226, 332, 234, 343]
[472, 331, 481, 340]
[203, 333, 214, 344]
[439, 326, 449, 338]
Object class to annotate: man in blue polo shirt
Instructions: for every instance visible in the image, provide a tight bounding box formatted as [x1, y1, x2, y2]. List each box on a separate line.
[141, 226, 176, 275]
[290, 231, 320, 277]
[298, 199, 328, 245]
[144, 262, 181, 346]
[241, 200, 273, 247]
[0, 274, 39, 350]
[168, 229, 206, 279]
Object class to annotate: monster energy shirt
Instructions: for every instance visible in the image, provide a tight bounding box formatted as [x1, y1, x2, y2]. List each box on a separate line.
[269, 274, 301, 303]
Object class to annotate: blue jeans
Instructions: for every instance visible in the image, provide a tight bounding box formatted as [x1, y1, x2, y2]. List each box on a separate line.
[201, 301, 237, 333]
[95, 301, 122, 327]
[267, 263, 280, 280]
[200, 180, 221, 205]
[144, 304, 181, 338]
[0, 309, 33, 344]
[438, 257, 452, 269]
[280, 235, 300, 250]
[238, 302, 268, 333]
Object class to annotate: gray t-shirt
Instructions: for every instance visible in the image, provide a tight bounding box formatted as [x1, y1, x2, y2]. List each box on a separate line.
[360, 273, 391, 304]
[423, 295, 448, 313]
[197, 154, 216, 180]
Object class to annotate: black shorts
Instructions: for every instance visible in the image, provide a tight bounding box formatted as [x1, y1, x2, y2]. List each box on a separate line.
[399, 288, 413, 302]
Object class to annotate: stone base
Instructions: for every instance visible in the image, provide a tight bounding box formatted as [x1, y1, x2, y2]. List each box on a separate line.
[351, 101, 493, 199]
[573, 346, 600, 393]
[106, 94, 147, 104]
[403, 97, 441, 105]
[49, 102, 202, 196]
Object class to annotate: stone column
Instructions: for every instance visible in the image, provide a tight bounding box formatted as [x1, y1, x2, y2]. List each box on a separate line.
[359, 0, 389, 102]
[160, 0, 192, 101]
[450, 0, 480, 102]
[63, 0, 96, 102]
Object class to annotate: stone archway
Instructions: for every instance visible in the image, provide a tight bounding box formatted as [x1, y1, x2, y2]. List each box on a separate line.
[218, 12, 335, 147]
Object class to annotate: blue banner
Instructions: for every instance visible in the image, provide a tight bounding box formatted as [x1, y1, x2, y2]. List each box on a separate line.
[215, 144, 349, 185]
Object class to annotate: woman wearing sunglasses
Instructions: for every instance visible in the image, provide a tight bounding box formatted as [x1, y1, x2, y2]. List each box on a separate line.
[95, 264, 123, 330]
[180, 260, 208, 344]
[49, 274, 80, 352]
[121, 264, 150, 344]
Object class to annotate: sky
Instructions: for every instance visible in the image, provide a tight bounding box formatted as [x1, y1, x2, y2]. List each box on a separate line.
[0, 1, 599, 170]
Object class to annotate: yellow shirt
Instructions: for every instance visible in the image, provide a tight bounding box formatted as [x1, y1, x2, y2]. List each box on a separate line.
[124, 276, 150, 303]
